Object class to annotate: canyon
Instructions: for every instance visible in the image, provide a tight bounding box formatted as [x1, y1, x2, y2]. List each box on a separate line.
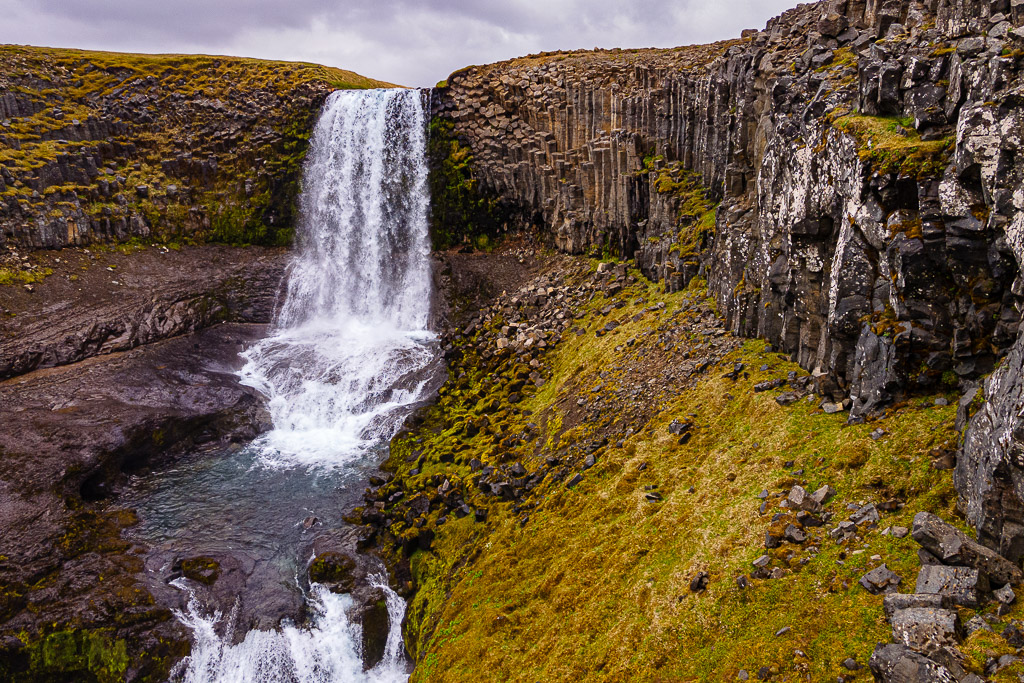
[4, 0, 1024, 680]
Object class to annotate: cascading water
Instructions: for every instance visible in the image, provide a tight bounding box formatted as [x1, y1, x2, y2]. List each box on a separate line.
[240, 87, 437, 468]
[163, 88, 437, 682]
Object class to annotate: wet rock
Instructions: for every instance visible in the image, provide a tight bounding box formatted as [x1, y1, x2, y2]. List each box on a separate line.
[308, 552, 357, 592]
[358, 587, 391, 670]
[180, 556, 221, 586]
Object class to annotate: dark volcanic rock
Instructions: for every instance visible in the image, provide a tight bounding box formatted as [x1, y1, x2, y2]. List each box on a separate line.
[869, 643, 958, 683]
[911, 511, 1022, 586]
[0, 245, 287, 379]
[0, 323, 270, 668]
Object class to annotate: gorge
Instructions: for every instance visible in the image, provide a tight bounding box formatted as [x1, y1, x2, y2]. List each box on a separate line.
[5, 0, 1024, 680]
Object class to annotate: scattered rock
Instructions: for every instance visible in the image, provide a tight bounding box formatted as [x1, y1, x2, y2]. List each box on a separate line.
[860, 564, 902, 594]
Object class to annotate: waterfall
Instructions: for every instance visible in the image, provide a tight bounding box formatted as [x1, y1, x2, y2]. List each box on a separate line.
[239, 87, 437, 469]
[170, 88, 435, 681]
[172, 575, 408, 683]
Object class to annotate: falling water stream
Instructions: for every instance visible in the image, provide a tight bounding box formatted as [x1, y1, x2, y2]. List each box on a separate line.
[121, 89, 438, 682]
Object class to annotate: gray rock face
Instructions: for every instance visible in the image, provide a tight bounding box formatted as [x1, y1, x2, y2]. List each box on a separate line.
[433, 0, 1023, 426]
[911, 511, 1024, 585]
[430, 0, 1024, 555]
[868, 643, 958, 683]
[890, 607, 960, 657]
[956, 330, 1024, 561]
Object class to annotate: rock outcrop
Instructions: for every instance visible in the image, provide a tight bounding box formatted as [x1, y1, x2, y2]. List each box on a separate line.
[0, 46, 391, 255]
[431, 0, 1024, 423]
[430, 0, 1024, 568]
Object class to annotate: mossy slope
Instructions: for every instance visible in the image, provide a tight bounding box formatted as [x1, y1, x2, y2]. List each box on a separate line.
[373, 249, 984, 681]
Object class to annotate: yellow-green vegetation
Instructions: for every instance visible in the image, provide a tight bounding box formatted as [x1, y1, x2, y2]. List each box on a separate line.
[833, 113, 954, 178]
[646, 162, 717, 261]
[180, 557, 221, 586]
[383, 263, 969, 682]
[0, 267, 52, 286]
[0, 44, 393, 248]
[817, 46, 858, 73]
[10, 629, 129, 683]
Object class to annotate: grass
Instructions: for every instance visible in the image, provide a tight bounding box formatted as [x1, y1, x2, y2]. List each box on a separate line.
[0, 267, 53, 286]
[0, 44, 394, 249]
[381, 264, 975, 682]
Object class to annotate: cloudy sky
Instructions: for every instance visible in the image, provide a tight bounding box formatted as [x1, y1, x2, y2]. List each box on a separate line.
[0, 0, 798, 87]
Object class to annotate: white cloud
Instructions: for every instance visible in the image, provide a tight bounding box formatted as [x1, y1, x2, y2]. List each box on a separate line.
[0, 0, 798, 86]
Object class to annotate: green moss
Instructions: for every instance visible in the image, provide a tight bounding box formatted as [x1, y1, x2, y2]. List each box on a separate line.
[0, 268, 53, 286]
[0, 44, 392, 251]
[647, 164, 717, 260]
[427, 118, 509, 250]
[833, 114, 953, 178]
[382, 269, 960, 682]
[180, 556, 220, 586]
[13, 629, 129, 683]
[308, 553, 357, 591]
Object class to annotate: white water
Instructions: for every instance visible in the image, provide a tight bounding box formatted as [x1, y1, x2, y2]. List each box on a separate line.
[240, 87, 436, 469]
[171, 88, 434, 682]
[172, 575, 408, 683]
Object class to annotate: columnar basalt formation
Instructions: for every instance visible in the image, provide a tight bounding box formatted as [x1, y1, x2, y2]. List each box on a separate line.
[431, 0, 1024, 559]
[433, 1, 1024, 418]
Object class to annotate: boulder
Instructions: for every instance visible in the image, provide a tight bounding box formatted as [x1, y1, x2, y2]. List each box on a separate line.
[915, 565, 988, 608]
[890, 607, 960, 657]
[882, 593, 946, 620]
[868, 643, 958, 683]
[911, 512, 1022, 586]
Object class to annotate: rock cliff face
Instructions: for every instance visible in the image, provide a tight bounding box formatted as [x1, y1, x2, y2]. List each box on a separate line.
[431, 0, 1024, 562]
[0, 46, 390, 256]
[432, 0, 1024, 415]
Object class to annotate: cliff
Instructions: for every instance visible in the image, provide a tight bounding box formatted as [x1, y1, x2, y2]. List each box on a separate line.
[0, 45, 390, 260]
[430, 0, 1024, 595]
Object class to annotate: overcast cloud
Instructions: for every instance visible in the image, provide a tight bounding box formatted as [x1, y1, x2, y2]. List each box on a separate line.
[0, 0, 798, 87]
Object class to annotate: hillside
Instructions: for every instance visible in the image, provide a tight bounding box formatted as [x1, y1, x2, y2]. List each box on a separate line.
[0, 45, 391, 267]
